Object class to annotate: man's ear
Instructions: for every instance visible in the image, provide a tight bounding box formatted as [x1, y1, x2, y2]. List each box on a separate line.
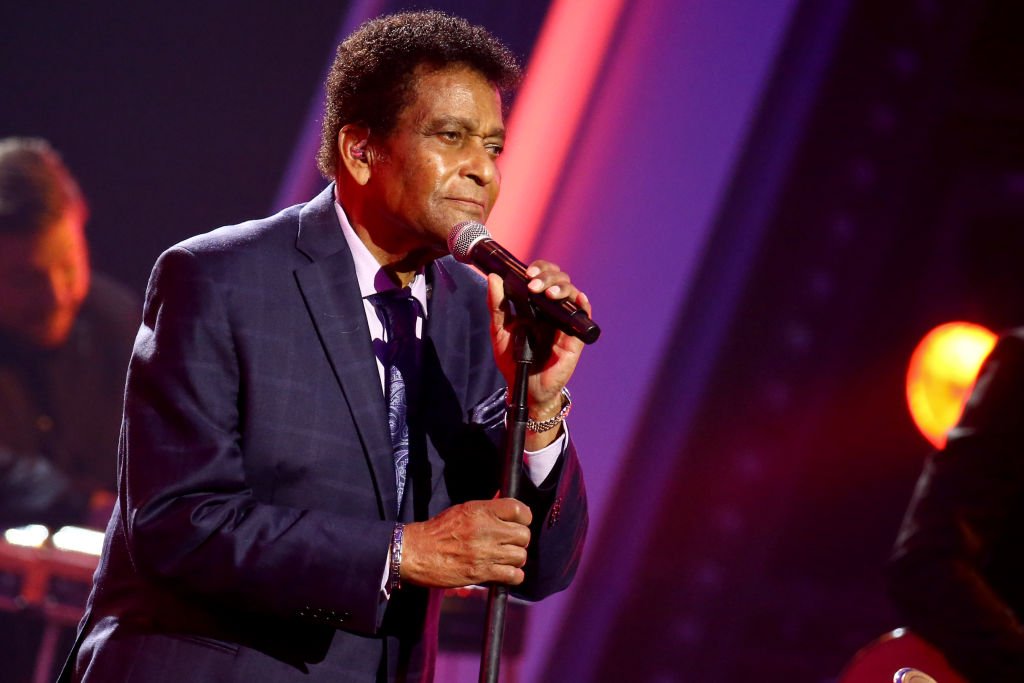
[337, 124, 372, 186]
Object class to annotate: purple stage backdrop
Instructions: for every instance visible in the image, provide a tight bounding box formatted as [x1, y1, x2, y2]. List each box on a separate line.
[516, 2, 801, 679]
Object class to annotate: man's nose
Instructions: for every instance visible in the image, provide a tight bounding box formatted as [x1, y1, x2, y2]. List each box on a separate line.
[461, 143, 498, 187]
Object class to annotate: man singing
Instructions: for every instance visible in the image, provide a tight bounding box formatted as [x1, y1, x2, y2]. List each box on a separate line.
[63, 10, 589, 682]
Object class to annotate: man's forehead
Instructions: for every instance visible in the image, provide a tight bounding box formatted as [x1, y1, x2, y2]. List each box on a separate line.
[402, 64, 504, 126]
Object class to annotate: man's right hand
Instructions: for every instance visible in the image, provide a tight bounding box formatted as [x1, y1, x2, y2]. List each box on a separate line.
[400, 498, 532, 587]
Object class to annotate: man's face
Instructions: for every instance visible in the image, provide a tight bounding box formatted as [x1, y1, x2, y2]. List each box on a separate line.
[363, 63, 506, 256]
[0, 211, 91, 348]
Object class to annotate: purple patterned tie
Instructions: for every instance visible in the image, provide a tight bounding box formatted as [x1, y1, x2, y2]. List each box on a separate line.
[369, 289, 419, 515]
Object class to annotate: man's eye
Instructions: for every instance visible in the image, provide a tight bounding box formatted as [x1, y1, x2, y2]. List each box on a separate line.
[438, 131, 460, 142]
[486, 144, 504, 157]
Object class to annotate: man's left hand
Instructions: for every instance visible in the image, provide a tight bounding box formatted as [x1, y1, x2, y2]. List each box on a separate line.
[487, 262, 591, 451]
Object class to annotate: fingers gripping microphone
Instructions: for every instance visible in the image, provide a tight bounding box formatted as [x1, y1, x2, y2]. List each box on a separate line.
[447, 221, 601, 344]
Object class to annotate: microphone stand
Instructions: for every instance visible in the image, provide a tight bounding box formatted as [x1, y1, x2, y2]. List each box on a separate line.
[479, 312, 536, 683]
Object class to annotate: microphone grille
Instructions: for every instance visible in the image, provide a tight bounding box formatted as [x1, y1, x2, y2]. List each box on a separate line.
[447, 221, 490, 263]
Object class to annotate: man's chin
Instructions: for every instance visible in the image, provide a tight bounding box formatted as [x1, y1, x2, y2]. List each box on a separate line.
[403, 243, 448, 270]
[430, 216, 486, 254]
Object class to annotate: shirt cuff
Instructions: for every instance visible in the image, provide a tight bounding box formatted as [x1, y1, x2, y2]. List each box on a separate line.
[381, 545, 392, 598]
[524, 422, 569, 486]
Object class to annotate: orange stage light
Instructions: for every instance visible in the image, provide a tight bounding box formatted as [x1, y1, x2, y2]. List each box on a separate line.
[906, 322, 997, 449]
[486, 0, 628, 258]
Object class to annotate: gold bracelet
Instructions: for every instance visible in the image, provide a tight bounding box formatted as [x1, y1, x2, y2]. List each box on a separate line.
[526, 387, 572, 433]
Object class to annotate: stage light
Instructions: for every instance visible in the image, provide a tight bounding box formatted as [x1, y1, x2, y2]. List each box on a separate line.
[3, 524, 50, 548]
[485, 0, 627, 257]
[906, 322, 997, 449]
[51, 526, 105, 556]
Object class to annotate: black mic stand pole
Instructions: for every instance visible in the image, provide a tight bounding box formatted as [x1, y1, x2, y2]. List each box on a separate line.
[479, 314, 536, 683]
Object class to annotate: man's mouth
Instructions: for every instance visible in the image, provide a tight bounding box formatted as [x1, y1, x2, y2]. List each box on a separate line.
[447, 197, 486, 211]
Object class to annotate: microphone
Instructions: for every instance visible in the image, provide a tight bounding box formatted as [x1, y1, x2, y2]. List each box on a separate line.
[447, 221, 601, 344]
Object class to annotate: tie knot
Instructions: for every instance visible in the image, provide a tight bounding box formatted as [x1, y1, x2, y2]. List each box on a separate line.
[370, 289, 419, 343]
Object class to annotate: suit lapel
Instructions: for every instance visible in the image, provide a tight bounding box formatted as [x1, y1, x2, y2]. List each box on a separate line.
[293, 185, 398, 519]
[424, 258, 473, 405]
[419, 257, 476, 512]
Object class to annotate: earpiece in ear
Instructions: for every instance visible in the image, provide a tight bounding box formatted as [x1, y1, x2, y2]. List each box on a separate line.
[351, 142, 368, 160]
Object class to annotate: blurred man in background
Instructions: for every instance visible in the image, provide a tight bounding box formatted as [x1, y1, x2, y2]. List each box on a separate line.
[0, 137, 138, 528]
[0, 137, 139, 681]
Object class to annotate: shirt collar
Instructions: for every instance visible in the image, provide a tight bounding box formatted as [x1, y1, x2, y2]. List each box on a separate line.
[333, 198, 429, 316]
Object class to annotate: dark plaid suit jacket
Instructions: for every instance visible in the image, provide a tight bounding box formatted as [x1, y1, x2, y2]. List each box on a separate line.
[62, 185, 587, 682]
